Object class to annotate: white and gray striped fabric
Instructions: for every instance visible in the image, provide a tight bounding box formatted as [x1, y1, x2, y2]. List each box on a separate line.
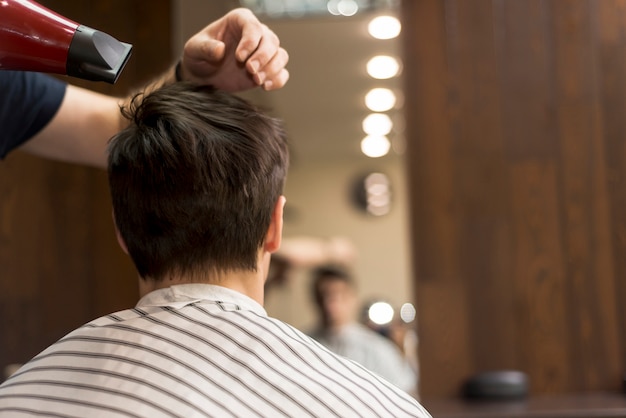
[0, 284, 431, 417]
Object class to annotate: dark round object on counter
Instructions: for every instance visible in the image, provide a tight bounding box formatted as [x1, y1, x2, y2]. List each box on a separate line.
[463, 370, 529, 400]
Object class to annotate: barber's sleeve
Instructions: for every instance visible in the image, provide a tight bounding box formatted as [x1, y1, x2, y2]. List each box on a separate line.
[0, 71, 67, 159]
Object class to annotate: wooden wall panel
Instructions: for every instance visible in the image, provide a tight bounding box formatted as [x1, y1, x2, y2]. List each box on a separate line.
[597, 0, 626, 381]
[0, 0, 171, 369]
[403, 0, 626, 398]
[510, 161, 570, 393]
[403, 0, 473, 397]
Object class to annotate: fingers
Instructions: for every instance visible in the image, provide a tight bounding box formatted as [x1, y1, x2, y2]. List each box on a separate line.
[230, 12, 288, 86]
[249, 45, 288, 83]
[228, 8, 265, 62]
[245, 32, 289, 88]
[241, 22, 279, 64]
[178, 7, 289, 91]
[184, 36, 225, 63]
[259, 50, 290, 90]
[262, 69, 290, 91]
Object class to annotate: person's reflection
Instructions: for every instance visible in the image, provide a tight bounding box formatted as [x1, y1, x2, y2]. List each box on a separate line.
[307, 265, 418, 396]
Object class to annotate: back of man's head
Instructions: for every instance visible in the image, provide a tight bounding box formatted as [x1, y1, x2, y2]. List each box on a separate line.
[108, 83, 289, 281]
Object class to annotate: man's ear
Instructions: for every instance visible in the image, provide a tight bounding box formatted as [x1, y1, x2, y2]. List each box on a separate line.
[112, 211, 129, 255]
[264, 196, 286, 253]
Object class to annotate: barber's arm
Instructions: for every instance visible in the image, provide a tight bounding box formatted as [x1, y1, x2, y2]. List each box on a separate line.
[20, 8, 289, 168]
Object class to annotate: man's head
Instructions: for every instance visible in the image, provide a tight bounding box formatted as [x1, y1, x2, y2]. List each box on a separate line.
[311, 265, 358, 329]
[108, 82, 289, 282]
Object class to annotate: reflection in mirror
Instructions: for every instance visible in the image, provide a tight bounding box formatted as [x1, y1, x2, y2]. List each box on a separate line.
[173, 0, 412, 339]
[351, 171, 392, 216]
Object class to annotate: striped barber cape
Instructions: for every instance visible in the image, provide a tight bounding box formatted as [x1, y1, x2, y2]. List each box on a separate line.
[0, 284, 431, 417]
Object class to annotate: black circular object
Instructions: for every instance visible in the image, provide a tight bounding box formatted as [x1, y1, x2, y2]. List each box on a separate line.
[463, 370, 529, 400]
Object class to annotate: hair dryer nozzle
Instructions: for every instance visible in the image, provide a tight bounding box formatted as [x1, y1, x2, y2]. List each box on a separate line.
[0, 0, 132, 84]
[66, 25, 132, 84]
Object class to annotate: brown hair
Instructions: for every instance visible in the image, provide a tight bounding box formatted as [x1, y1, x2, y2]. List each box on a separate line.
[311, 265, 355, 307]
[108, 83, 289, 281]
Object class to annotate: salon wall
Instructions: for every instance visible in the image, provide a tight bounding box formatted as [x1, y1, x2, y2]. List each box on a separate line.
[404, 0, 626, 399]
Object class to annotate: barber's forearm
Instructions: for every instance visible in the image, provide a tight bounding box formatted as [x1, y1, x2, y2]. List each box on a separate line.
[24, 62, 179, 168]
[21, 85, 121, 168]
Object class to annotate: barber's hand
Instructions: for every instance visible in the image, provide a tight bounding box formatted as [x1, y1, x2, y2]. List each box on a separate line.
[180, 8, 289, 92]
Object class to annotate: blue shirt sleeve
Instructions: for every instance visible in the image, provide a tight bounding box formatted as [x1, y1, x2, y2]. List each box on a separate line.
[0, 71, 67, 159]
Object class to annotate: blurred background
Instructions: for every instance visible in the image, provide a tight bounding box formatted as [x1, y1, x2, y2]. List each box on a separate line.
[3, 0, 626, 414]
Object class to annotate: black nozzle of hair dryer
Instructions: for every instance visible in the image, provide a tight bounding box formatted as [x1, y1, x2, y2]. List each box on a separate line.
[66, 25, 132, 84]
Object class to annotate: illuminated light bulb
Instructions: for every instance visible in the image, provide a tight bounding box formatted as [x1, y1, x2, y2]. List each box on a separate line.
[368, 194, 389, 206]
[368, 15, 401, 40]
[365, 88, 396, 112]
[364, 172, 391, 215]
[368, 302, 395, 325]
[327, 0, 340, 15]
[362, 113, 393, 136]
[400, 303, 416, 323]
[367, 55, 401, 79]
[365, 172, 390, 189]
[338, 0, 358, 16]
[367, 203, 390, 216]
[361, 135, 391, 158]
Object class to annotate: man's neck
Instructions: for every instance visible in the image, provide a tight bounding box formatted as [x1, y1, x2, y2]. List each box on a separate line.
[138, 268, 266, 305]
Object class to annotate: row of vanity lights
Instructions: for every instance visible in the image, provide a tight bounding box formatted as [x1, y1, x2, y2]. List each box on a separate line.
[361, 15, 402, 158]
[356, 15, 401, 216]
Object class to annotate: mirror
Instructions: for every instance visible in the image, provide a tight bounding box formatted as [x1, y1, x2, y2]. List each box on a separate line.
[173, 0, 412, 332]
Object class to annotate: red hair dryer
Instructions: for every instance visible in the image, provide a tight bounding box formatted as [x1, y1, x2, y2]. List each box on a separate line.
[0, 0, 132, 83]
